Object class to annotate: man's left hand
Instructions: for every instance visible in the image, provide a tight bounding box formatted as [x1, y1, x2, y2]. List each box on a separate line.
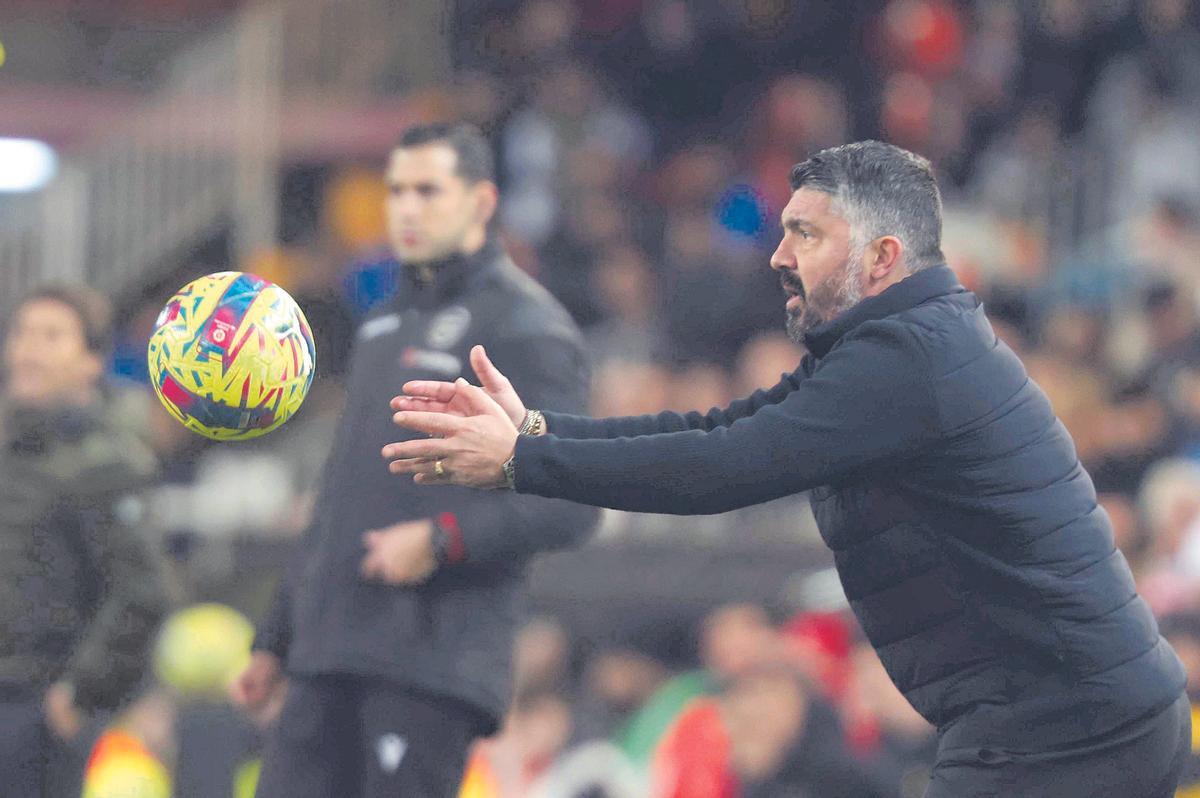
[383, 378, 518, 490]
[360, 519, 439, 585]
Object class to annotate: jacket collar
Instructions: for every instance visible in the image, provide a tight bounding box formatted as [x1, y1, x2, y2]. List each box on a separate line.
[2, 397, 104, 454]
[802, 265, 966, 358]
[401, 235, 505, 308]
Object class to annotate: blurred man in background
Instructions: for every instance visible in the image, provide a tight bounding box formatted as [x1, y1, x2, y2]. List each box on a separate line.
[233, 123, 598, 798]
[0, 285, 169, 797]
[722, 665, 892, 798]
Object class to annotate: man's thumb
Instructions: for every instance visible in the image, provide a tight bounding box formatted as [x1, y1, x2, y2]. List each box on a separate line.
[471, 345, 504, 390]
[457, 378, 501, 415]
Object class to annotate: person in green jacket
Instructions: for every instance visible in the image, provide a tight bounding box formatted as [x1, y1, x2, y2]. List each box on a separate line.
[0, 285, 169, 797]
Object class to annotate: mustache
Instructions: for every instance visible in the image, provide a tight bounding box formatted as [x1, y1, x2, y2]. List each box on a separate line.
[780, 274, 806, 299]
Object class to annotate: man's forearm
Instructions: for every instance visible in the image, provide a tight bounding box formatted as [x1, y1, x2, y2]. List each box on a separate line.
[513, 325, 936, 515]
[541, 371, 804, 441]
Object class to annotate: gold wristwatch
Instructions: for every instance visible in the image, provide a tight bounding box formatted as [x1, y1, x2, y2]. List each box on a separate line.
[501, 410, 543, 490]
[518, 409, 545, 437]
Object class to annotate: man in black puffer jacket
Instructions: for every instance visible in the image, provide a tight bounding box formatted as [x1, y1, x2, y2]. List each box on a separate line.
[234, 124, 599, 798]
[387, 141, 1190, 797]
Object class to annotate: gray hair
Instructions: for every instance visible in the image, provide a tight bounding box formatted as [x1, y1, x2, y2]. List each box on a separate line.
[789, 141, 945, 272]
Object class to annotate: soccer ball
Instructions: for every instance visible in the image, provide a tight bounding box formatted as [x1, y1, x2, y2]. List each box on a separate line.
[147, 271, 316, 440]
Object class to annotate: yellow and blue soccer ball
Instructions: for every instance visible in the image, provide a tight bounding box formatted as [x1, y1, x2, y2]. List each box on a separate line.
[147, 272, 316, 441]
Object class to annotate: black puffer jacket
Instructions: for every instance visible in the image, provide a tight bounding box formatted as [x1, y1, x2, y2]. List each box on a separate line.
[514, 265, 1185, 752]
[255, 239, 599, 727]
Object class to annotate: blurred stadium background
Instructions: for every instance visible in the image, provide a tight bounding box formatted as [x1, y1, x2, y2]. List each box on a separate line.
[6, 0, 1200, 795]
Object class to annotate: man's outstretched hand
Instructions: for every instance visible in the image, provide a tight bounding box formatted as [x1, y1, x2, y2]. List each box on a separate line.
[384, 377, 519, 489]
[391, 345, 527, 426]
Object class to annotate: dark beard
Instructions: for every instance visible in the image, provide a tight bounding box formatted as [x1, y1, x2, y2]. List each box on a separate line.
[785, 260, 863, 344]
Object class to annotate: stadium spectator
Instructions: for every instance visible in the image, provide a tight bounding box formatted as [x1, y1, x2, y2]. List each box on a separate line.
[0, 285, 169, 797]
[723, 664, 893, 798]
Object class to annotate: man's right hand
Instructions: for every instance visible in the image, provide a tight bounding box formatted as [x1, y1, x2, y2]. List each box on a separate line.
[393, 345, 529, 427]
[230, 651, 285, 725]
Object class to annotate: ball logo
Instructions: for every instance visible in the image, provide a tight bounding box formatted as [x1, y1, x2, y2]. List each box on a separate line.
[205, 319, 236, 349]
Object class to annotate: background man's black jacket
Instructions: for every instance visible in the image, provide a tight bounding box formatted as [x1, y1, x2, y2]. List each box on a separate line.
[255, 239, 599, 727]
[514, 265, 1185, 752]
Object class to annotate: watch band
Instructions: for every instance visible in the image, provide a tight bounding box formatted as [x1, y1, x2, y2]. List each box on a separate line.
[501, 454, 517, 490]
[518, 409, 544, 437]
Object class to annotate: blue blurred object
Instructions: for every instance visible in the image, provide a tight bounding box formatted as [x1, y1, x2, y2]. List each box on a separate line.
[341, 249, 401, 318]
[715, 183, 770, 241]
[110, 342, 150, 384]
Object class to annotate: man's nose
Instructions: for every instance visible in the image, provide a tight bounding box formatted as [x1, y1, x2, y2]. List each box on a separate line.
[769, 242, 793, 273]
[390, 193, 421, 218]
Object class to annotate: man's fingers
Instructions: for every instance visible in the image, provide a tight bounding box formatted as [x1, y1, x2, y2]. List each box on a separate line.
[391, 410, 466, 436]
[381, 438, 454, 461]
[387, 458, 442, 475]
[400, 381, 458, 403]
[390, 396, 454, 415]
[413, 472, 455, 486]
[471, 345, 510, 391]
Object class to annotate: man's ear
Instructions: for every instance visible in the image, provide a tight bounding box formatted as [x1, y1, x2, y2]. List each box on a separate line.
[868, 236, 905, 282]
[473, 181, 499, 227]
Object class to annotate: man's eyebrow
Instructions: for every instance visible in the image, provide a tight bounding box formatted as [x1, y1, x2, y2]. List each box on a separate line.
[782, 217, 811, 232]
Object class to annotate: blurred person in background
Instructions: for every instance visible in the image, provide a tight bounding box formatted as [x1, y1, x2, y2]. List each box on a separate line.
[1159, 612, 1200, 796]
[460, 685, 575, 797]
[512, 616, 572, 694]
[233, 123, 598, 798]
[722, 664, 894, 798]
[846, 641, 938, 798]
[660, 207, 764, 368]
[649, 604, 781, 797]
[0, 285, 169, 797]
[1136, 459, 1200, 615]
[536, 190, 635, 328]
[391, 141, 1193, 797]
[575, 646, 669, 744]
[1132, 277, 1200, 461]
[585, 243, 665, 365]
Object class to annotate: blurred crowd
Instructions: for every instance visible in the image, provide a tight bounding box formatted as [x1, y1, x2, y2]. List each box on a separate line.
[10, 0, 1200, 795]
